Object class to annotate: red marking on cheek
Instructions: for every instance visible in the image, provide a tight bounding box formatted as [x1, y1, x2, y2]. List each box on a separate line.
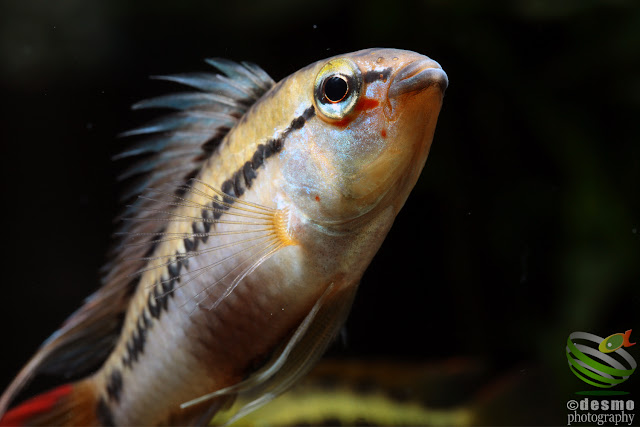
[315, 195, 320, 202]
[332, 118, 351, 128]
[356, 97, 380, 112]
[325, 98, 380, 128]
[381, 129, 387, 138]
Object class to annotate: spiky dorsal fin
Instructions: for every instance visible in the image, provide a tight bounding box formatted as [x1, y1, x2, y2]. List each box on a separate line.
[0, 59, 275, 416]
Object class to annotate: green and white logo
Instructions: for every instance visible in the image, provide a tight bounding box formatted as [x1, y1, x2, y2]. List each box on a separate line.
[566, 330, 636, 390]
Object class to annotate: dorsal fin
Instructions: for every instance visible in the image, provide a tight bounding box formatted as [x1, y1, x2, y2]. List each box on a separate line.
[0, 59, 275, 416]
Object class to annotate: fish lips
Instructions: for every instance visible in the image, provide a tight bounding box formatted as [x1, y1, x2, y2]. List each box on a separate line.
[388, 59, 449, 98]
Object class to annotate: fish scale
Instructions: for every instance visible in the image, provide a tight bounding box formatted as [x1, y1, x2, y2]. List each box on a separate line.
[0, 48, 448, 426]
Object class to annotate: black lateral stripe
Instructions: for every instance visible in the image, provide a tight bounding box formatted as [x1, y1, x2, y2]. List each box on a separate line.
[252, 144, 266, 169]
[123, 297, 156, 367]
[213, 200, 224, 220]
[183, 237, 196, 252]
[220, 180, 236, 204]
[154, 281, 169, 310]
[167, 259, 181, 277]
[233, 170, 245, 197]
[192, 218, 207, 244]
[122, 105, 318, 373]
[282, 106, 315, 138]
[148, 291, 161, 318]
[262, 139, 276, 158]
[162, 277, 176, 295]
[364, 68, 392, 83]
[180, 252, 189, 269]
[124, 340, 135, 366]
[217, 105, 315, 208]
[136, 319, 146, 351]
[270, 137, 284, 152]
[243, 161, 257, 188]
[288, 112, 308, 130]
[133, 328, 144, 356]
[106, 369, 123, 403]
[125, 252, 183, 370]
[201, 209, 212, 234]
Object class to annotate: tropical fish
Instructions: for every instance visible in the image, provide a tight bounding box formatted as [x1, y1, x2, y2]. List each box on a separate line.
[598, 329, 635, 353]
[0, 48, 448, 426]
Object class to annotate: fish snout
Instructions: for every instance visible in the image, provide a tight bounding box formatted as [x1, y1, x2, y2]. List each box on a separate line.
[388, 58, 448, 98]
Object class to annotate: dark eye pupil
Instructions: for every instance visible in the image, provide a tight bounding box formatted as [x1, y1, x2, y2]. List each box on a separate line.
[324, 76, 349, 103]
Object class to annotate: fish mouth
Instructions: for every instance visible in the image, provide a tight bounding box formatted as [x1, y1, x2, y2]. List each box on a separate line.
[388, 59, 448, 98]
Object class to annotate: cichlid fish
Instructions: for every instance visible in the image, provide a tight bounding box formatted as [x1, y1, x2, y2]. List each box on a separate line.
[0, 48, 447, 426]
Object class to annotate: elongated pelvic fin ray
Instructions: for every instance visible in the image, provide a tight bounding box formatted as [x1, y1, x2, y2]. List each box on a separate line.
[181, 280, 358, 426]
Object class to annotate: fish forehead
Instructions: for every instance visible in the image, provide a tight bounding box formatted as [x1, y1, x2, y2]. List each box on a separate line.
[332, 48, 441, 73]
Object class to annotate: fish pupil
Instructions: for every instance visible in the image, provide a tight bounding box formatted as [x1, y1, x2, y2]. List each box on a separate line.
[324, 75, 349, 103]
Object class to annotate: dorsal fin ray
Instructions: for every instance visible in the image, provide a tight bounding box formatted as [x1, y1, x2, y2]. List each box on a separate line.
[0, 59, 276, 416]
[130, 92, 238, 112]
[119, 111, 238, 138]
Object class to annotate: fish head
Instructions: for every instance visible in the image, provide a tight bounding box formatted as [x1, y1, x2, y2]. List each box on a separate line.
[281, 48, 448, 228]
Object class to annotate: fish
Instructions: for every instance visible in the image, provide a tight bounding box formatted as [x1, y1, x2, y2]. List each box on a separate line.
[598, 329, 635, 353]
[0, 48, 448, 426]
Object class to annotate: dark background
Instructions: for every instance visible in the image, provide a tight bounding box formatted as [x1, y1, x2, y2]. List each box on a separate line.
[1, 0, 639, 424]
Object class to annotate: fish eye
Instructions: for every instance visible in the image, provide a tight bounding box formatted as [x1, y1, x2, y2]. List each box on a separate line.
[313, 58, 362, 121]
[323, 76, 349, 103]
